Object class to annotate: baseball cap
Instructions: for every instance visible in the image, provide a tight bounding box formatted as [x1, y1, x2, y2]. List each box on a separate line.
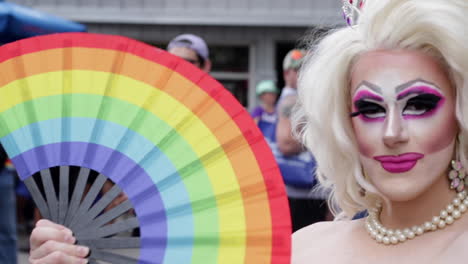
[283, 49, 306, 70]
[256, 80, 279, 96]
[167, 34, 209, 61]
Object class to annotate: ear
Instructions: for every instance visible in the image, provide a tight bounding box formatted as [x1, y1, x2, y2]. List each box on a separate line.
[202, 59, 212, 73]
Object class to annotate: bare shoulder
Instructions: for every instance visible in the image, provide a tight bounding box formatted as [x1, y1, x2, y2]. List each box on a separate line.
[292, 220, 359, 263]
[292, 221, 348, 264]
[441, 226, 468, 258]
[293, 221, 339, 244]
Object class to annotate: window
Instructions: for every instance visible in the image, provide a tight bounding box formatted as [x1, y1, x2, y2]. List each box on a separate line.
[210, 45, 249, 107]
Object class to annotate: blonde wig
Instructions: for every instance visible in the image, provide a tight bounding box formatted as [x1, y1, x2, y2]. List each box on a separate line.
[293, 0, 468, 219]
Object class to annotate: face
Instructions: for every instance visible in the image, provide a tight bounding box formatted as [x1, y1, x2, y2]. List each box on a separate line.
[168, 46, 208, 72]
[259, 92, 278, 106]
[284, 69, 299, 89]
[350, 50, 458, 202]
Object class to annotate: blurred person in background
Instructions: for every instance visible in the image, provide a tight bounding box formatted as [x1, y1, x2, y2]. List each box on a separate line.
[274, 49, 329, 232]
[251, 80, 279, 140]
[167, 33, 211, 73]
[0, 146, 16, 263]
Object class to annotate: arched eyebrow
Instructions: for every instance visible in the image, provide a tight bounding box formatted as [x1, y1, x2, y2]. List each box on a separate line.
[395, 78, 441, 93]
[356, 80, 382, 94]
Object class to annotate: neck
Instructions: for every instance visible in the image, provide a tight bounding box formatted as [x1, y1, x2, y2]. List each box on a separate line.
[285, 81, 297, 89]
[379, 173, 455, 229]
[262, 103, 275, 113]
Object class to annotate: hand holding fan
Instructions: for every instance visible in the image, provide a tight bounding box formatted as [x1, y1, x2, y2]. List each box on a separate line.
[0, 33, 291, 263]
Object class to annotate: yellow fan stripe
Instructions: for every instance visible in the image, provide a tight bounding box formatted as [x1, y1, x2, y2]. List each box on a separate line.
[0, 47, 272, 263]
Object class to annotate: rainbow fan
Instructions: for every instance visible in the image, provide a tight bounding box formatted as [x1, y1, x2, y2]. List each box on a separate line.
[0, 33, 291, 263]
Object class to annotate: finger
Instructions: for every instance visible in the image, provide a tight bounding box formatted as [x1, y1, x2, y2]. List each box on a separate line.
[35, 219, 73, 234]
[30, 250, 88, 264]
[30, 239, 89, 260]
[114, 193, 128, 205]
[30, 225, 75, 250]
[106, 193, 128, 211]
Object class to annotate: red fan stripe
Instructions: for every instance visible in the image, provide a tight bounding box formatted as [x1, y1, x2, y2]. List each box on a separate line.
[0, 33, 291, 263]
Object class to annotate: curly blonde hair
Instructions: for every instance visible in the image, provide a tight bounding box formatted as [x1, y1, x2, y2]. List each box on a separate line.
[293, 0, 468, 219]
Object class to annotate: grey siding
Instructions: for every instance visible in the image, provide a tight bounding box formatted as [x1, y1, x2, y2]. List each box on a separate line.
[11, 0, 343, 26]
[9, 0, 343, 108]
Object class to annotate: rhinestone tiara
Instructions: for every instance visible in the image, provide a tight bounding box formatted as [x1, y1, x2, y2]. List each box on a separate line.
[342, 0, 366, 27]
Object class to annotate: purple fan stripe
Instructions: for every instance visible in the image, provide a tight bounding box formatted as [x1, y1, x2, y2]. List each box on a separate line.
[11, 142, 167, 263]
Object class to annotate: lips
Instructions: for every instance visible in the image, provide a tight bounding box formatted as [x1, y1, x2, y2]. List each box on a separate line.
[374, 153, 424, 173]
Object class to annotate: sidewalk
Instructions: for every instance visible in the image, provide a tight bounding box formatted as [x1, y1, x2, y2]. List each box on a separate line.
[17, 251, 28, 264]
[17, 228, 29, 264]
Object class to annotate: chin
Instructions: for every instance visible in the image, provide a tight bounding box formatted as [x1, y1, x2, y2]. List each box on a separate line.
[372, 174, 431, 202]
[378, 188, 423, 202]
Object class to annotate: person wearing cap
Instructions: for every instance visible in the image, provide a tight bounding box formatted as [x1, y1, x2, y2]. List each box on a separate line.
[251, 80, 279, 141]
[167, 33, 212, 73]
[276, 49, 307, 158]
[274, 49, 329, 232]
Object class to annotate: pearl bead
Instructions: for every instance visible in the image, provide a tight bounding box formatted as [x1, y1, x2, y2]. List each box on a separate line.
[365, 191, 468, 246]
[453, 210, 461, 219]
[376, 234, 383, 243]
[415, 227, 424, 235]
[447, 204, 454, 213]
[446, 216, 454, 225]
[403, 228, 411, 236]
[440, 210, 448, 219]
[398, 234, 406, 242]
[463, 199, 468, 206]
[459, 204, 467, 213]
[424, 222, 432, 231]
[458, 192, 466, 199]
[381, 227, 387, 235]
[438, 220, 446, 228]
[383, 236, 390, 245]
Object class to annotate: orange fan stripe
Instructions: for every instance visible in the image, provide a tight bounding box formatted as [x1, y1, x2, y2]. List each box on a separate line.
[0, 33, 290, 263]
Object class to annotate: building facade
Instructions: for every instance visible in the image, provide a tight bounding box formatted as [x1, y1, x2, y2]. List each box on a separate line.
[12, 0, 343, 109]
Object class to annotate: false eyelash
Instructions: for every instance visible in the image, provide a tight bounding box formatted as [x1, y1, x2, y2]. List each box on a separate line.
[404, 94, 441, 109]
[350, 100, 385, 118]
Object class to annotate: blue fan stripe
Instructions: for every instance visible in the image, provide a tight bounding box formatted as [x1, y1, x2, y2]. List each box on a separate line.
[11, 142, 165, 263]
[3, 117, 204, 264]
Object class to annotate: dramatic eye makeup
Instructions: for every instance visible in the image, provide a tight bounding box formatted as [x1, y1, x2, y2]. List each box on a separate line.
[350, 90, 385, 119]
[350, 80, 445, 120]
[397, 86, 444, 117]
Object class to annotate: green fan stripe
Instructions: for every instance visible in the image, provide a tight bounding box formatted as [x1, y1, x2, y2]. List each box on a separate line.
[0, 94, 222, 263]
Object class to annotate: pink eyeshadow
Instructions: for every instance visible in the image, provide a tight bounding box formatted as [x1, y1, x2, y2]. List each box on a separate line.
[398, 86, 445, 120]
[396, 86, 443, 100]
[353, 90, 384, 122]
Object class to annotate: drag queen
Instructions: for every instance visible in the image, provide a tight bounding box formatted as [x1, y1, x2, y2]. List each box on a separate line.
[292, 0, 468, 263]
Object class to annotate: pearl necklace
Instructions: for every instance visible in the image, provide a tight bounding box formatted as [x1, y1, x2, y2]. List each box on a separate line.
[365, 190, 468, 245]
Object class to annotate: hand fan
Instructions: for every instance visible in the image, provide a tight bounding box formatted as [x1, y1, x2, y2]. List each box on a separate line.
[0, 33, 291, 263]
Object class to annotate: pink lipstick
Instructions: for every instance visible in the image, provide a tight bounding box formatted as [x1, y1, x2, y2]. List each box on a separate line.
[374, 153, 424, 173]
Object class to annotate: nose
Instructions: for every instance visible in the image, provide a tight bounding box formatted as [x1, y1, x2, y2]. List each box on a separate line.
[383, 107, 408, 148]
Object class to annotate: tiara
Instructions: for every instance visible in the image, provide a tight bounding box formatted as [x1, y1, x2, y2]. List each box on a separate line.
[342, 0, 365, 27]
